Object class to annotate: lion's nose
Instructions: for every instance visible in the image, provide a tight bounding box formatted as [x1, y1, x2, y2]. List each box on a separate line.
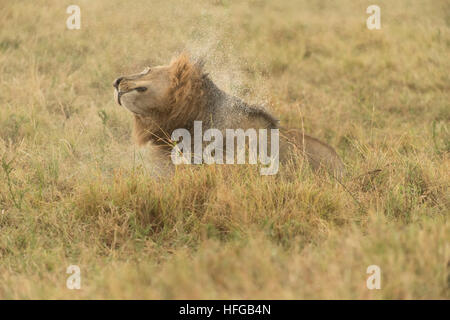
[113, 77, 124, 89]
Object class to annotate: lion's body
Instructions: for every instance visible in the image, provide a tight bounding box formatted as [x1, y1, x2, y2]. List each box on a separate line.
[280, 129, 344, 177]
[114, 54, 344, 177]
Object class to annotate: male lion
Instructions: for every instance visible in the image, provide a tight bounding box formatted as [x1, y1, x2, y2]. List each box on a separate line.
[113, 54, 344, 177]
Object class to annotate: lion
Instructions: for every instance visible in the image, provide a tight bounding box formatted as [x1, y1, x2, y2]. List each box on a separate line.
[113, 54, 344, 177]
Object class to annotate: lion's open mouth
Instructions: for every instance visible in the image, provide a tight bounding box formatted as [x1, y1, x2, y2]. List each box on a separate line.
[116, 90, 123, 106]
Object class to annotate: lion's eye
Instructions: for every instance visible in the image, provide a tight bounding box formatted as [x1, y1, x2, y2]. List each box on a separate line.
[135, 87, 147, 92]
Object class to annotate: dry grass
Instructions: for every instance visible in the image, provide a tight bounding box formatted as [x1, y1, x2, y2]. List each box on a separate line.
[0, 0, 449, 299]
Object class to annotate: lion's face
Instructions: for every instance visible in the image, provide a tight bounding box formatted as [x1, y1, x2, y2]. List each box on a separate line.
[113, 65, 172, 115]
[113, 54, 206, 146]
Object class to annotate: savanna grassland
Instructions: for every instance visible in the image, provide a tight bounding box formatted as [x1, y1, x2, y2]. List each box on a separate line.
[0, 0, 449, 299]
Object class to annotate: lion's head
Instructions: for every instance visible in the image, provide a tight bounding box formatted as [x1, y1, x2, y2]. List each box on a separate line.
[113, 65, 171, 114]
[113, 54, 206, 146]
